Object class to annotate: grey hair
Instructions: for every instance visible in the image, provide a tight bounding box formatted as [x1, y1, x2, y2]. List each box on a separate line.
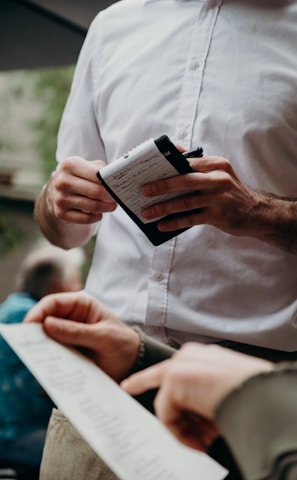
[16, 241, 85, 300]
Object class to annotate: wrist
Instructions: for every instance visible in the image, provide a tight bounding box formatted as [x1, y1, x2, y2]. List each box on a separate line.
[129, 326, 176, 375]
[243, 191, 297, 253]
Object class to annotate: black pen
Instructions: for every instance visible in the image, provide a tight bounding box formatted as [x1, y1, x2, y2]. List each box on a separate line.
[183, 147, 204, 158]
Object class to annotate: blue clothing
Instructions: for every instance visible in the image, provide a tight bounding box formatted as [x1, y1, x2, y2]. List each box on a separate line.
[0, 293, 55, 462]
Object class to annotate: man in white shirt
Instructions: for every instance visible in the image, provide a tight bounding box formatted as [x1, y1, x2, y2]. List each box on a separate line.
[33, 0, 297, 477]
[36, 0, 297, 351]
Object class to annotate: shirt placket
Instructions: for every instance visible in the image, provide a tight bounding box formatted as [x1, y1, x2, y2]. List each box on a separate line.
[174, 0, 223, 150]
[144, 1, 222, 341]
[144, 238, 177, 341]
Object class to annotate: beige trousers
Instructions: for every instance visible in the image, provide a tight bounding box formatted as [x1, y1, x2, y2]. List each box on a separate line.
[40, 409, 119, 480]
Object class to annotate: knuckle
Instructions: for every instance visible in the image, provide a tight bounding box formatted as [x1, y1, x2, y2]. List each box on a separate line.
[156, 178, 169, 193]
[55, 207, 67, 220]
[212, 156, 231, 171]
[65, 322, 83, 341]
[217, 172, 233, 190]
[150, 204, 162, 217]
[62, 156, 80, 168]
[184, 174, 198, 189]
[55, 197, 68, 214]
[220, 158, 231, 170]
[54, 174, 71, 193]
[181, 195, 195, 210]
[59, 158, 72, 173]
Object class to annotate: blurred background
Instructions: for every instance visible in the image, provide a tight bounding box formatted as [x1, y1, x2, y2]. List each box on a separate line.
[0, 0, 116, 300]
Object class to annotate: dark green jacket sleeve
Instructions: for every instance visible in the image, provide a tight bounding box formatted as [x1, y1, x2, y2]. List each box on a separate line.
[215, 365, 297, 480]
[129, 329, 177, 413]
[130, 327, 177, 373]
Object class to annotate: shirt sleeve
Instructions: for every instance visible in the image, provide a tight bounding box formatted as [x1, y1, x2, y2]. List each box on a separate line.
[215, 364, 297, 480]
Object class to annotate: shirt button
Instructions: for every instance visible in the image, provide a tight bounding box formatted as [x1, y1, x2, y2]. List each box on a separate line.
[178, 129, 188, 139]
[189, 61, 200, 70]
[153, 271, 164, 282]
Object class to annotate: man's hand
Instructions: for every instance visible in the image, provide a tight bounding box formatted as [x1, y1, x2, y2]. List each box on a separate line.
[34, 157, 117, 249]
[24, 291, 140, 383]
[141, 155, 297, 253]
[142, 156, 260, 235]
[46, 157, 117, 225]
[122, 343, 273, 451]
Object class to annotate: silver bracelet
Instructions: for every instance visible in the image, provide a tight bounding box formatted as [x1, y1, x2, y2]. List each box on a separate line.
[130, 326, 146, 369]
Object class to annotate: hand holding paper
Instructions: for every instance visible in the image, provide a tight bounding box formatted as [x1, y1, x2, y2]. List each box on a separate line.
[0, 323, 227, 480]
[24, 291, 140, 382]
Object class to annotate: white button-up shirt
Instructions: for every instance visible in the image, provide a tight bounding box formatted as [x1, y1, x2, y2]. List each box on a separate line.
[57, 0, 297, 350]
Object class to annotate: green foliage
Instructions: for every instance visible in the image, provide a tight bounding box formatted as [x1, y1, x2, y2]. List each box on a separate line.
[0, 67, 74, 256]
[30, 66, 74, 179]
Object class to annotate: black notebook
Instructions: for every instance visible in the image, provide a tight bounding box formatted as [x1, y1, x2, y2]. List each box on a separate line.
[97, 135, 203, 246]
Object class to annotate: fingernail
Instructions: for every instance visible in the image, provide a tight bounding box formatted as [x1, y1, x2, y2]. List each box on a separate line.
[142, 209, 149, 219]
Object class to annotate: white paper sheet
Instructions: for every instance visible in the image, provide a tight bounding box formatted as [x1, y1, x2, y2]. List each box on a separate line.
[0, 323, 227, 480]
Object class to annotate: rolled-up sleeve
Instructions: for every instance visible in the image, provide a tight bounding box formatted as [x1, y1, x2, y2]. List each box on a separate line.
[215, 366, 297, 480]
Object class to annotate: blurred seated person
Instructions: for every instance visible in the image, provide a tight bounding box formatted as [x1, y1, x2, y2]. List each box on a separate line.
[0, 241, 84, 477]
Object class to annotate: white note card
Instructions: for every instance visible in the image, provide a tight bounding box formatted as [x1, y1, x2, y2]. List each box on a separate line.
[100, 138, 185, 223]
[0, 323, 227, 480]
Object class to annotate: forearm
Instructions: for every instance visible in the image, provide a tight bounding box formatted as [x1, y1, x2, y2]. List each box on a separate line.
[34, 183, 95, 249]
[244, 192, 297, 254]
[215, 364, 297, 480]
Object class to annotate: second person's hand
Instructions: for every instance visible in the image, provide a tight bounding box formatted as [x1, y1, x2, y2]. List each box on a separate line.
[24, 291, 140, 383]
[122, 342, 273, 450]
